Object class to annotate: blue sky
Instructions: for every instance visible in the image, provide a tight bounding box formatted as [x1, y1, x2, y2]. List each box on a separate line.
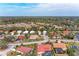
[0, 3, 79, 16]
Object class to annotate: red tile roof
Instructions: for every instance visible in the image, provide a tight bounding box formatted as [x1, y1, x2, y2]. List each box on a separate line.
[62, 29, 70, 36]
[50, 32, 57, 36]
[29, 35, 39, 40]
[37, 44, 52, 52]
[0, 30, 4, 32]
[53, 43, 66, 48]
[16, 46, 32, 54]
[18, 35, 25, 40]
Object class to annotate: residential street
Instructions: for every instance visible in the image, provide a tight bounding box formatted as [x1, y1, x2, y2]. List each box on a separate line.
[0, 45, 15, 56]
[0, 35, 79, 56]
[8, 35, 78, 46]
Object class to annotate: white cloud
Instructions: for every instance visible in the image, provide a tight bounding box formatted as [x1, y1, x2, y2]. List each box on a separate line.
[28, 3, 79, 12]
[0, 3, 79, 16]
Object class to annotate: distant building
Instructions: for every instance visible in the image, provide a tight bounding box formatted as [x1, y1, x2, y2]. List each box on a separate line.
[38, 31, 41, 35]
[74, 33, 79, 41]
[17, 30, 22, 35]
[62, 29, 71, 36]
[29, 35, 39, 40]
[30, 31, 35, 34]
[10, 30, 16, 35]
[17, 35, 25, 40]
[43, 31, 47, 35]
[4, 31, 9, 34]
[23, 31, 29, 34]
[50, 32, 61, 39]
[53, 25, 63, 29]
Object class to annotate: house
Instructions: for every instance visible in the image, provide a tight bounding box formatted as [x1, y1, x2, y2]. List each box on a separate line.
[62, 29, 71, 36]
[10, 30, 16, 35]
[53, 25, 63, 29]
[53, 41, 67, 54]
[74, 33, 79, 41]
[17, 35, 25, 40]
[50, 32, 57, 39]
[17, 30, 22, 35]
[0, 30, 4, 32]
[50, 32, 61, 39]
[43, 31, 47, 35]
[16, 46, 32, 54]
[29, 35, 39, 40]
[4, 30, 9, 34]
[37, 44, 52, 56]
[30, 31, 35, 34]
[38, 31, 41, 35]
[23, 31, 29, 34]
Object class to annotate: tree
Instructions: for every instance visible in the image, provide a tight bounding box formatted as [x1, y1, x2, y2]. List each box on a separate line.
[67, 47, 75, 56]
[5, 36, 16, 42]
[7, 51, 17, 56]
[0, 39, 8, 49]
